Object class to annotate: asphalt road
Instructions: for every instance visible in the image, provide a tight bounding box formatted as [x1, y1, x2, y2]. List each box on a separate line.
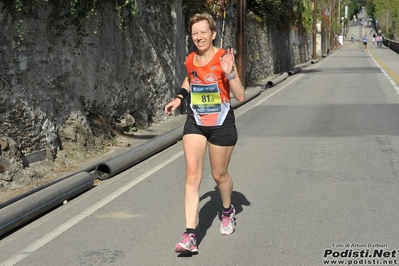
[1, 25, 399, 266]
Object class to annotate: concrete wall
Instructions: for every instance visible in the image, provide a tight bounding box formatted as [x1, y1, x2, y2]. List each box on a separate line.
[0, 0, 313, 187]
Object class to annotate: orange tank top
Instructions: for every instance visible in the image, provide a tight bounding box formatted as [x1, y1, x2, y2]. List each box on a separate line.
[185, 49, 231, 126]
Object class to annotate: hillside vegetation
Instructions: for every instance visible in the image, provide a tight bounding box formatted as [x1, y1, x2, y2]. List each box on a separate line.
[366, 0, 399, 40]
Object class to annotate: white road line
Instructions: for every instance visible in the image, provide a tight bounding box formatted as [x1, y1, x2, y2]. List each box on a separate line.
[369, 51, 399, 95]
[0, 151, 184, 266]
[236, 74, 304, 117]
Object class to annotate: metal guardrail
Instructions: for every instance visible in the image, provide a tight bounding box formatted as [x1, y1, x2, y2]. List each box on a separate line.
[383, 36, 399, 55]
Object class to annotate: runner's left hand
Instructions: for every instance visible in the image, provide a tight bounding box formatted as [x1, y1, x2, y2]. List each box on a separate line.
[220, 47, 235, 75]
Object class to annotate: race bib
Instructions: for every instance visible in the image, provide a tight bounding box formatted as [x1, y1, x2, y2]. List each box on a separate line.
[190, 83, 222, 114]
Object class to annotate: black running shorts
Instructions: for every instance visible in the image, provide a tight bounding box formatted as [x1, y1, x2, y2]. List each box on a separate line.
[183, 122, 238, 147]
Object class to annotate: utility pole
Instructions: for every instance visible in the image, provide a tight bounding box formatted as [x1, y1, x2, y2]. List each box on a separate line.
[237, 0, 246, 87]
[338, 0, 343, 46]
[313, 0, 317, 59]
[330, 0, 334, 50]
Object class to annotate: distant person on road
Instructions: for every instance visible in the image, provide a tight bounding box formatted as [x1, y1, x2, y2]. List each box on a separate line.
[351, 33, 354, 43]
[164, 12, 245, 254]
[362, 35, 368, 51]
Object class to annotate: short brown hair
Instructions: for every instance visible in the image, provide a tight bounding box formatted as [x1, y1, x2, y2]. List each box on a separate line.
[188, 13, 217, 33]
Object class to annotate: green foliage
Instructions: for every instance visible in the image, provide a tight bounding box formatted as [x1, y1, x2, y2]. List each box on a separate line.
[182, 0, 207, 14]
[365, 0, 375, 19]
[15, 0, 25, 47]
[367, 0, 399, 40]
[115, 0, 138, 29]
[182, 0, 314, 33]
[3, 0, 43, 47]
[247, 0, 295, 27]
[64, 0, 138, 29]
[5, 0, 137, 20]
[247, 0, 315, 32]
[182, 0, 227, 17]
[297, 0, 314, 33]
[5, 0, 138, 47]
[331, 0, 363, 35]
[347, 0, 363, 20]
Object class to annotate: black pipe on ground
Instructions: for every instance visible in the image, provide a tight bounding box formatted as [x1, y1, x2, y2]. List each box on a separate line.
[267, 72, 289, 87]
[95, 126, 184, 180]
[95, 86, 263, 180]
[231, 86, 262, 108]
[0, 84, 267, 238]
[0, 171, 94, 238]
[0, 165, 97, 209]
[288, 66, 303, 76]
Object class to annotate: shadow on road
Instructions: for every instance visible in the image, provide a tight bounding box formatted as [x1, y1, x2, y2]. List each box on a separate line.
[195, 186, 251, 246]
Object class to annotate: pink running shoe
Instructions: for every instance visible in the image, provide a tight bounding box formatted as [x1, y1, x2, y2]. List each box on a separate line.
[175, 233, 198, 253]
[220, 205, 236, 235]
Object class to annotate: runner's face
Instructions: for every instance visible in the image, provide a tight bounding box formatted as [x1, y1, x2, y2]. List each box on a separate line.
[191, 20, 216, 52]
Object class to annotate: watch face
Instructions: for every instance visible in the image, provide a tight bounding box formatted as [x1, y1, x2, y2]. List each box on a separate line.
[226, 71, 236, 81]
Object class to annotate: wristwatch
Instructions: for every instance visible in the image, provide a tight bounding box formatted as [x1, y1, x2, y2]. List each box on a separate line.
[225, 70, 236, 81]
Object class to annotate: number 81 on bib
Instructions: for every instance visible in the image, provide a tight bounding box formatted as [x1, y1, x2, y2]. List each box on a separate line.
[190, 83, 222, 114]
